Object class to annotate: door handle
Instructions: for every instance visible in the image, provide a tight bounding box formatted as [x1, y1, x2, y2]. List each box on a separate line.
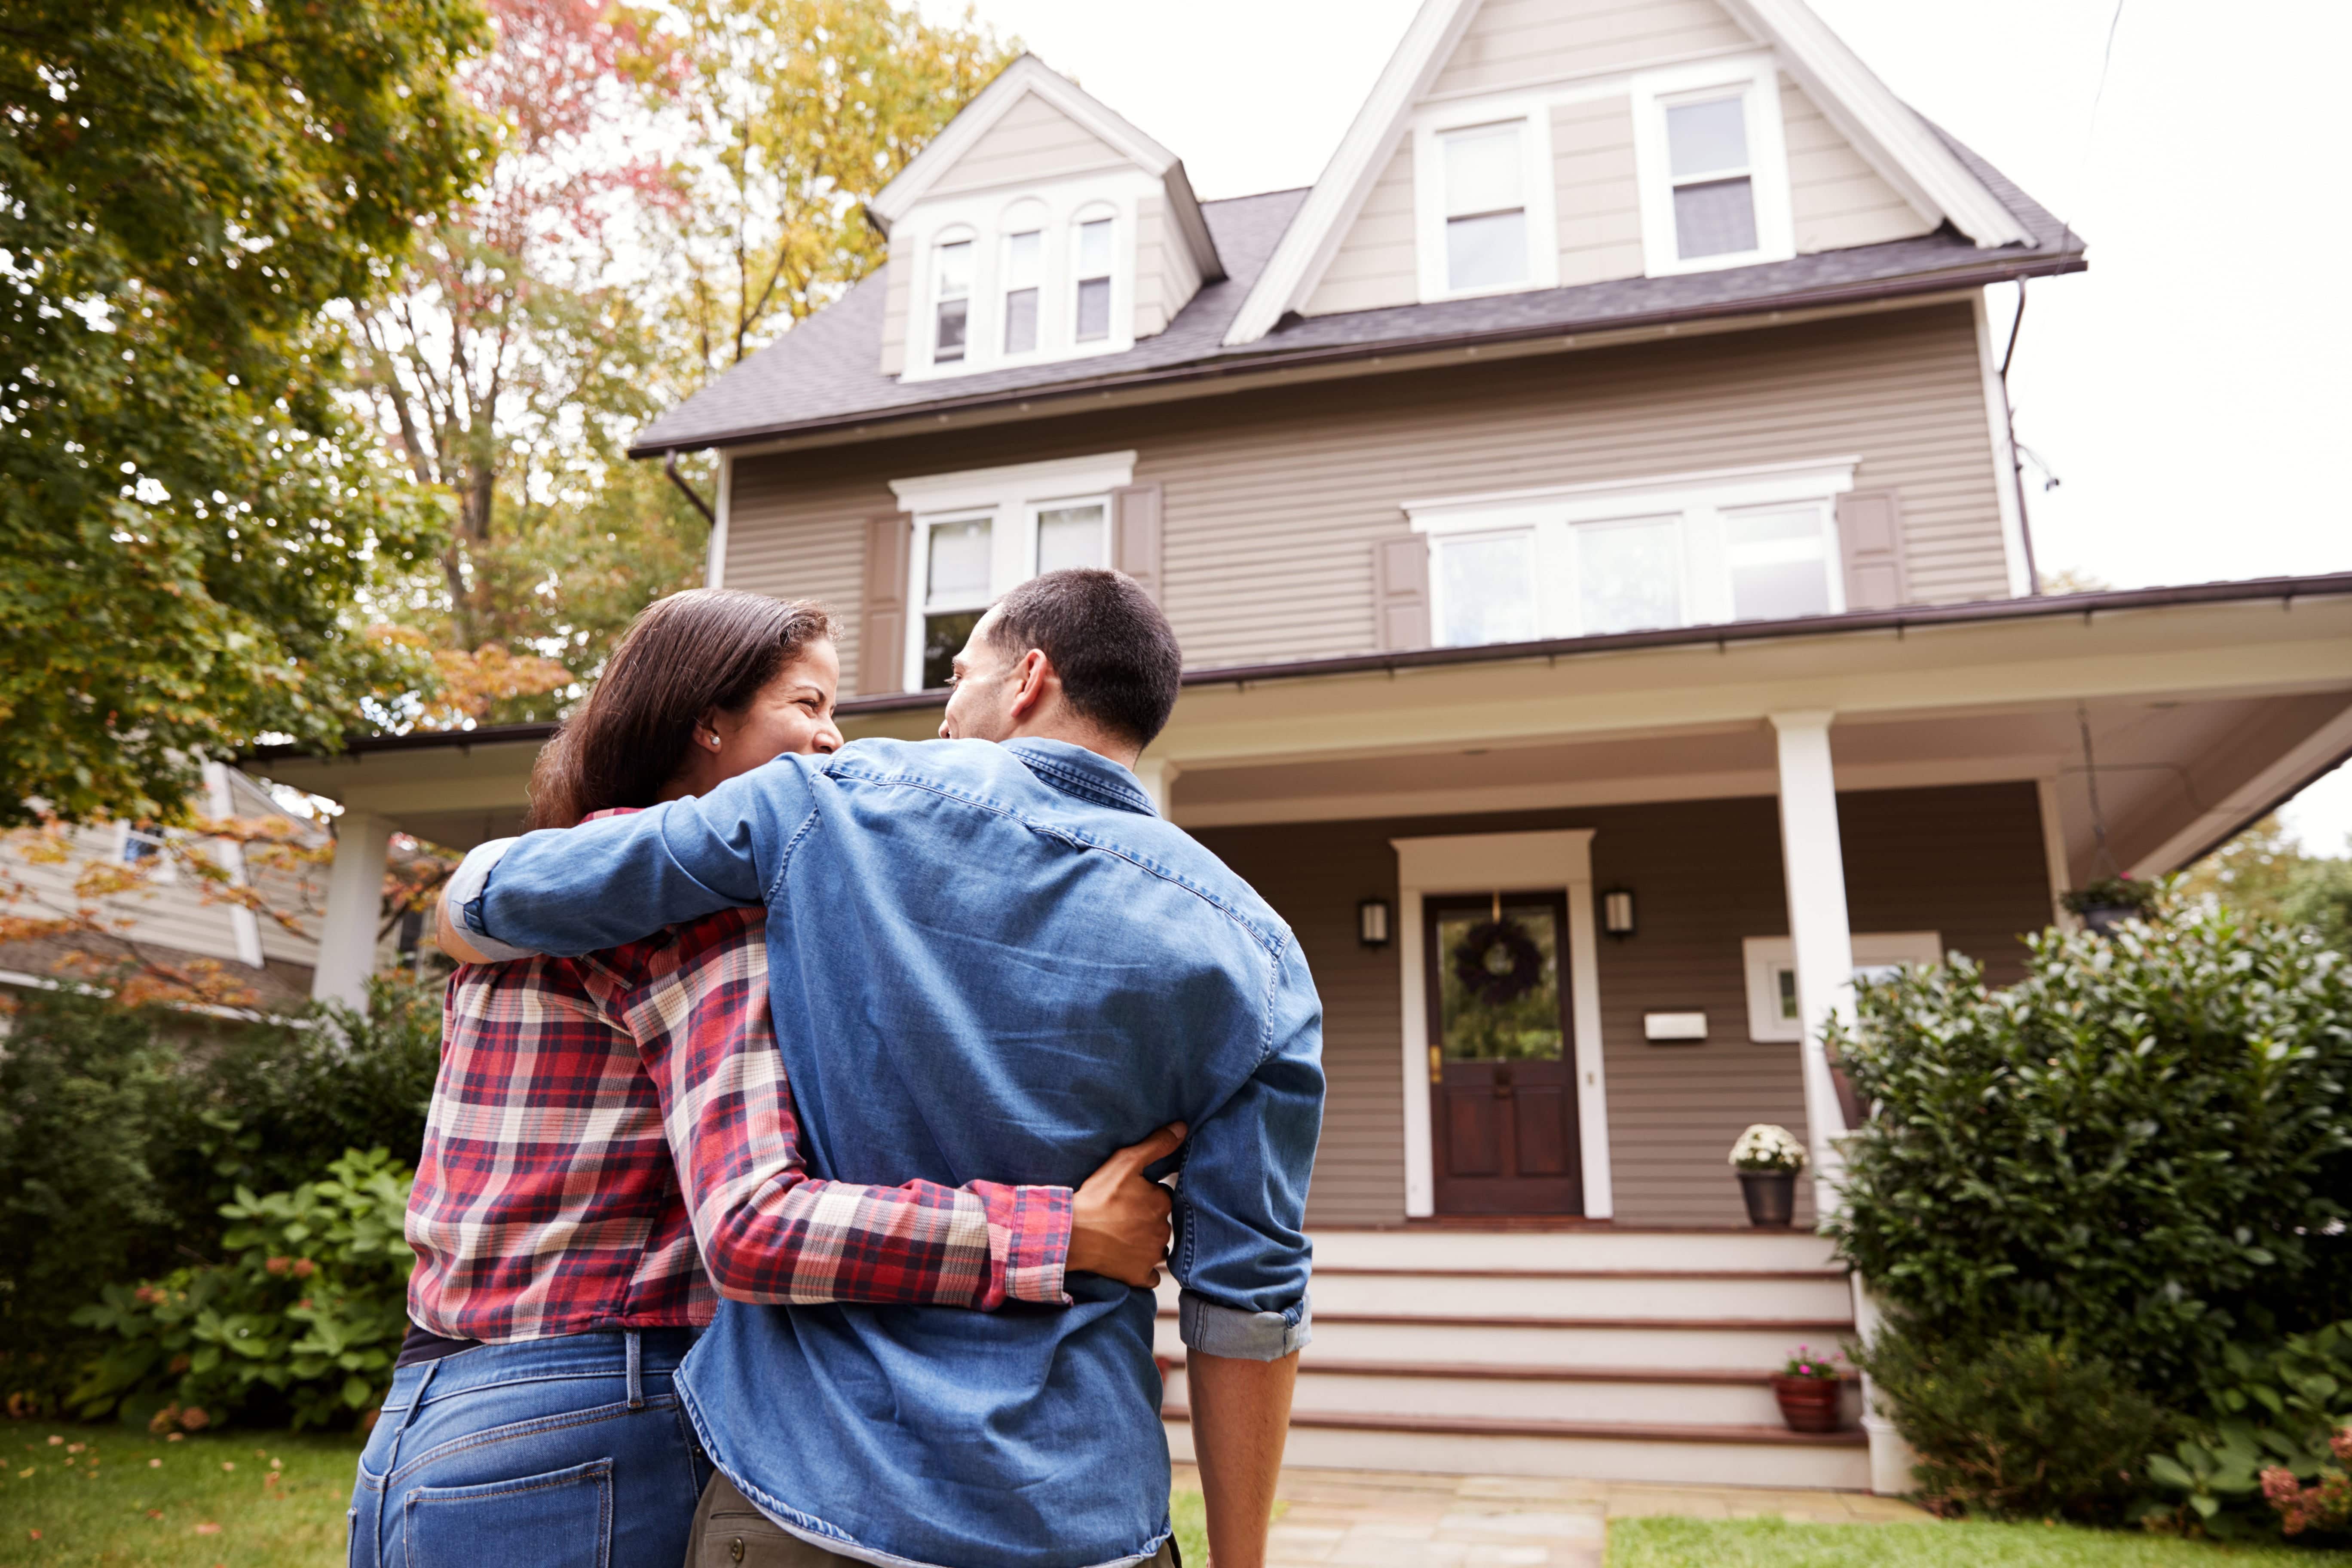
[1428, 1046, 1442, 1084]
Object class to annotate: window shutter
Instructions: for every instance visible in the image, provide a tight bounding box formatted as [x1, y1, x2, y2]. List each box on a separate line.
[1836, 490, 1907, 611]
[858, 514, 913, 696]
[1111, 483, 1163, 602]
[1374, 536, 1432, 651]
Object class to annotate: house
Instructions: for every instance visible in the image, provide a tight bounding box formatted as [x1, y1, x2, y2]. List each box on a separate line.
[254, 0, 2352, 1493]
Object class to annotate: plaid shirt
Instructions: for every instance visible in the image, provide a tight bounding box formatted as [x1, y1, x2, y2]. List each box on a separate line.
[407, 818, 1071, 1341]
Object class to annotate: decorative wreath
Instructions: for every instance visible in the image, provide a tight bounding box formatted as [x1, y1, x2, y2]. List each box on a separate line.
[1451, 919, 1544, 1007]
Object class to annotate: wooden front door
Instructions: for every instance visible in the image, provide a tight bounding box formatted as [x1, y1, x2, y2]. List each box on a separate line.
[1426, 891, 1582, 1216]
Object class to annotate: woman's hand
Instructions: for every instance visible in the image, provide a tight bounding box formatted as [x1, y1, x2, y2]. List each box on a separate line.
[1067, 1123, 1186, 1288]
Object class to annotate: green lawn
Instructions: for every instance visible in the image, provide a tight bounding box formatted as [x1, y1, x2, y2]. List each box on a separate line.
[0, 1421, 364, 1568]
[0, 1420, 1212, 1566]
[1611, 1516, 2352, 1567]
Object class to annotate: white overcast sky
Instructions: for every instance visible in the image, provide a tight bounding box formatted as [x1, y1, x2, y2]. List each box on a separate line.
[916, 0, 2352, 851]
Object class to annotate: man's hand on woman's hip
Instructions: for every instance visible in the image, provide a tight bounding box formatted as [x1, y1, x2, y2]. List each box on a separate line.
[1068, 1123, 1185, 1287]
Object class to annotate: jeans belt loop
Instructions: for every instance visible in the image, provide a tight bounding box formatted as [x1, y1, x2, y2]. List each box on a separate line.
[382, 1357, 441, 1476]
[625, 1329, 645, 1411]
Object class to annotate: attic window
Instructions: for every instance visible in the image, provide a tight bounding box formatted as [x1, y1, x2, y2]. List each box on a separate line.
[1002, 229, 1041, 354]
[1074, 217, 1113, 342]
[933, 237, 973, 363]
[1442, 122, 1528, 291]
[1666, 95, 1757, 259]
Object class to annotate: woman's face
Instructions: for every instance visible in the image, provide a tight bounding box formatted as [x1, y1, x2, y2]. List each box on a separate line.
[686, 638, 844, 793]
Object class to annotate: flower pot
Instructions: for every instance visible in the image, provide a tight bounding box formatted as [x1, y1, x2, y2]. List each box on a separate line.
[1772, 1375, 1844, 1433]
[1738, 1169, 1796, 1228]
[2078, 901, 2143, 935]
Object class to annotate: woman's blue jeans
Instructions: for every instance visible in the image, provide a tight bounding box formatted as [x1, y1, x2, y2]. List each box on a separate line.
[349, 1329, 710, 1568]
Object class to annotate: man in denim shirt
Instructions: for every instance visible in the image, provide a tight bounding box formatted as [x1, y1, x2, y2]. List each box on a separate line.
[439, 570, 1322, 1568]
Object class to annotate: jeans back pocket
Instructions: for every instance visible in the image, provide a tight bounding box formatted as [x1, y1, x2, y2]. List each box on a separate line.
[403, 1456, 613, 1568]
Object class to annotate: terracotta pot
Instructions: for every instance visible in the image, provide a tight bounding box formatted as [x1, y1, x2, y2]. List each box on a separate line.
[1772, 1375, 1844, 1433]
[1738, 1169, 1796, 1228]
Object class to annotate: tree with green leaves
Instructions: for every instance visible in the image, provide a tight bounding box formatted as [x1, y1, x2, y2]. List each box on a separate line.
[0, 0, 490, 827]
[2182, 811, 2352, 951]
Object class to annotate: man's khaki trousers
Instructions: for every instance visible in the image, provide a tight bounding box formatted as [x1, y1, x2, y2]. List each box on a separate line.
[684, 1473, 1182, 1566]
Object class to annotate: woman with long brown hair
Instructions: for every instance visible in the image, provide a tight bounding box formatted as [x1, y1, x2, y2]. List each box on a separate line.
[349, 589, 1179, 1568]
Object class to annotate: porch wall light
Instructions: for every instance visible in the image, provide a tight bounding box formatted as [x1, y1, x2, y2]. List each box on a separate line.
[1357, 897, 1393, 949]
[1602, 887, 1636, 939]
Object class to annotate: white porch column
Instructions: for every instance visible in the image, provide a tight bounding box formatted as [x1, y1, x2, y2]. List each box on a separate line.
[311, 809, 394, 1010]
[1769, 710, 1854, 1207]
[1850, 1273, 1922, 1495]
[1133, 756, 1180, 817]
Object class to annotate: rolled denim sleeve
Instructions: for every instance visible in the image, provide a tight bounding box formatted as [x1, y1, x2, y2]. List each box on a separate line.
[1172, 936, 1324, 1361]
[466, 755, 823, 957]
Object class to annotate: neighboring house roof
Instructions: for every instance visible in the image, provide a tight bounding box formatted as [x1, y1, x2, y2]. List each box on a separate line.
[866, 54, 1223, 285]
[630, 132, 2079, 458]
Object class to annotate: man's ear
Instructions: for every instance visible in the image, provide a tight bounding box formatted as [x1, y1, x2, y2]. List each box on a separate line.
[1007, 648, 1053, 724]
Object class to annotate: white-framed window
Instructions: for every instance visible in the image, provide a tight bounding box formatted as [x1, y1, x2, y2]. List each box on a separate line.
[116, 824, 178, 882]
[1408, 458, 1856, 649]
[889, 452, 1137, 689]
[931, 231, 975, 363]
[1742, 932, 1944, 1043]
[1413, 103, 1559, 302]
[1001, 224, 1043, 355]
[1072, 211, 1115, 342]
[1629, 58, 1794, 277]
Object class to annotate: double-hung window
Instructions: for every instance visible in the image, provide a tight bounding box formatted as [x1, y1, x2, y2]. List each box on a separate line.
[1001, 228, 1042, 355]
[932, 237, 974, 363]
[1412, 461, 1855, 649]
[1073, 217, 1114, 342]
[920, 512, 994, 689]
[1442, 122, 1529, 292]
[1664, 94, 1758, 260]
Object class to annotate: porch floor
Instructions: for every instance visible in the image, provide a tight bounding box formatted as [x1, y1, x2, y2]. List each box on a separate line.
[1173, 1463, 1931, 1568]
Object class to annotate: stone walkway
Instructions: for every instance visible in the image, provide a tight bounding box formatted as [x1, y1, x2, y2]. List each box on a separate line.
[1173, 1465, 1932, 1567]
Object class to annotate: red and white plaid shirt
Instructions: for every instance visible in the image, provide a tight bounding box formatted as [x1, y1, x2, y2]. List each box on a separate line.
[407, 820, 1071, 1341]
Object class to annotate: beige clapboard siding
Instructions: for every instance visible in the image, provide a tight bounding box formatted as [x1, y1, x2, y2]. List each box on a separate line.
[1132, 193, 1202, 340]
[1194, 782, 2051, 1229]
[249, 853, 326, 966]
[1783, 77, 1931, 252]
[926, 91, 1129, 199]
[879, 258, 909, 377]
[1553, 95, 1645, 287]
[721, 304, 2014, 679]
[1302, 141, 1417, 317]
[4, 825, 251, 967]
[1429, 0, 1752, 99]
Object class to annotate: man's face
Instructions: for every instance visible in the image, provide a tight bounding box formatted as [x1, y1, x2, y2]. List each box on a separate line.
[939, 606, 1020, 741]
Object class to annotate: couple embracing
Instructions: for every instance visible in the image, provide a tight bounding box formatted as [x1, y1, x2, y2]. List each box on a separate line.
[349, 570, 1323, 1568]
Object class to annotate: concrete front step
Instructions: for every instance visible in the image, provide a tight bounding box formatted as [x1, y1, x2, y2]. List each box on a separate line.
[1164, 1407, 1873, 1490]
[1306, 1267, 1853, 1320]
[1162, 1361, 1862, 1428]
[1311, 1228, 1843, 1274]
[1157, 1312, 1853, 1371]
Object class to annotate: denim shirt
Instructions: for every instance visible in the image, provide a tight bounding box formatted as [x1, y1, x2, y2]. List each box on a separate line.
[452, 738, 1323, 1568]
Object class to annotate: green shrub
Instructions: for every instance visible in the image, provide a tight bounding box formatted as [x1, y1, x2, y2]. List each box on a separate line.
[0, 978, 441, 1411]
[69, 1147, 416, 1430]
[1859, 1325, 2166, 1520]
[2143, 1322, 2352, 1539]
[1828, 903, 2352, 1398]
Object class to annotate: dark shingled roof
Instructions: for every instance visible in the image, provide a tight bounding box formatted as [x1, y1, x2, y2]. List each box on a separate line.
[630, 128, 2082, 457]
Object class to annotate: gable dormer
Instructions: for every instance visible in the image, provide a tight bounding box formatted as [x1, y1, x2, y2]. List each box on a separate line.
[870, 57, 1224, 381]
[1237, 0, 2031, 334]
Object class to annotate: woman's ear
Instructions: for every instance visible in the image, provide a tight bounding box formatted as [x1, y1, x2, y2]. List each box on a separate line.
[693, 707, 727, 750]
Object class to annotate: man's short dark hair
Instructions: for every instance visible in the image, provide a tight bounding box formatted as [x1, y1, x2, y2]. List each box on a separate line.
[987, 569, 1183, 749]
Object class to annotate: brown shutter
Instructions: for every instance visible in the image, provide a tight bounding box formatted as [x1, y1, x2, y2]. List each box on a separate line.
[858, 514, 913, 696]
[1111, 482, 1164, 602]
[1836, 490, 1908, 611]
[1373, 536, 1432, 651]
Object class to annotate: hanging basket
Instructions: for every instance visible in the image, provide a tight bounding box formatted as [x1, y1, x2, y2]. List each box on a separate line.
[1450, 919, 1544, 1006]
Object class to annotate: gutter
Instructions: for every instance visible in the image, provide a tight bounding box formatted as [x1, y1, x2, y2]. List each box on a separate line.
[831, 573, 2352, 717]
[627, 247, 2087, 460]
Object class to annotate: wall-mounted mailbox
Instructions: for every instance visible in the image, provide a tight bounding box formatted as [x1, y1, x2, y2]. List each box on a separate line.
[1643, 1011, 1708, 1042]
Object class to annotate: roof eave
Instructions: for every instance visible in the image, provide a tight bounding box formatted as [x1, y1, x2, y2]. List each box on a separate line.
[625, 244, 2083, 459]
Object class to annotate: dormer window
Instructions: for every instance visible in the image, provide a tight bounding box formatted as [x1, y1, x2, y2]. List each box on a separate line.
[1442, 122, 1528, 291]
[1002, 227, 1041, 354]
[1666, 95, 1757, 260]
[933, 236, 974, 363]
[1074, 216, 1114, 342]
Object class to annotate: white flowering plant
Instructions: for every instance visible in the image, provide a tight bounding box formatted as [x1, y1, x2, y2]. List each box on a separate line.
[1728, 1124, 1807, 1174]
